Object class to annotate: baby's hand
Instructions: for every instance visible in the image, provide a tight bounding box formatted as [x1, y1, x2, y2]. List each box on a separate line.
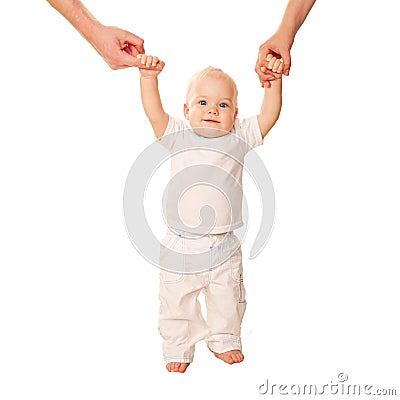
[266, 54, 284, 74]
[260, 54, 284, 87]
[137, 54, 165, 78]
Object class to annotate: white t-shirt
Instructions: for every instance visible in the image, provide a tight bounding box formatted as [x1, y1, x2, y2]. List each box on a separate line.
[159, 115, 263, 234]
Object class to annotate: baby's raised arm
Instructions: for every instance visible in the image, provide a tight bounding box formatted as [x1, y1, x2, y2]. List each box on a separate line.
[138, 54, 169, 139]
[257, 55, 283, 138]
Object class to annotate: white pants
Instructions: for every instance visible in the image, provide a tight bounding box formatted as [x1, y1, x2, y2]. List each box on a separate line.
[158, 229, 246, 363]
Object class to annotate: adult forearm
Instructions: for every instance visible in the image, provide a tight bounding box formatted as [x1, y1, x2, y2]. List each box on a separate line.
[47, 0, 101, 40]
[277, 0, 316, 41]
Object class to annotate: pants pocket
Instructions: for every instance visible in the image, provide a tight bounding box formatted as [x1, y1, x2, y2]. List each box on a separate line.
[229, 247, 243, 283]
[229, 248, 246, 303]
[160, 269, 184, 284]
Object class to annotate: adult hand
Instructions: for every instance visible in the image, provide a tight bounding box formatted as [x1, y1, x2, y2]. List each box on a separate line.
[87, 24, 146, 70]
[255, 30, 294, 87]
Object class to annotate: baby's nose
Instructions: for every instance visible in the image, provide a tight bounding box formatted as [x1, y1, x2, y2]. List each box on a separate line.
[208, 106, 218, 114]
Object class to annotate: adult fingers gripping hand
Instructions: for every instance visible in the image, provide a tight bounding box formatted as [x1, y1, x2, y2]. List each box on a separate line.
[255, 60, 276, 88]
[258, 34, 292, 77]
[90, 25, 146, 70]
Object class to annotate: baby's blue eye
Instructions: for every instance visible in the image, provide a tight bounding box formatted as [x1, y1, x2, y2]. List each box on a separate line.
[199, 100, 207, 106]
[219, 103, 227, 108]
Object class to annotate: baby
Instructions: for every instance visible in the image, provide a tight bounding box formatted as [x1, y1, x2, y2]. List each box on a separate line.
[137, 53, 283, 373]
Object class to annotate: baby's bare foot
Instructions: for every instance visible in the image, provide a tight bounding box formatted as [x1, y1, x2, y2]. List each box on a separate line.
[213, 350, 244, 364]
[166, 362, 190, 373]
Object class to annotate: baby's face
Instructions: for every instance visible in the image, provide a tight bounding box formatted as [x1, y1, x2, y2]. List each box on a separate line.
[184, 75, 238, 133]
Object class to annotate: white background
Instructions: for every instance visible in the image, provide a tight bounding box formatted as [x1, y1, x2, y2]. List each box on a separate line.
[1, 1, 399, 399]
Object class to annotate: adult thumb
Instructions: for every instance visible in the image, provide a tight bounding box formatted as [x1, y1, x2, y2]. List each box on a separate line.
[120, 51, 142, 68]
[281, 50, 292, 76]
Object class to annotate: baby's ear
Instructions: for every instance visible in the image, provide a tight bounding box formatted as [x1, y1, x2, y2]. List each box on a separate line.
[234, 108, 238, 119]
[183, 103, 189, 120]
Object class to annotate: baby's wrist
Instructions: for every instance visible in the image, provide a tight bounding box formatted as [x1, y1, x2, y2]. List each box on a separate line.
[140, 74, 159, 80]
[269, 79, 282, 86]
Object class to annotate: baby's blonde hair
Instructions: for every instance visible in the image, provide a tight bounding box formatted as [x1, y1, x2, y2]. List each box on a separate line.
[186, 66, 238, 107]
